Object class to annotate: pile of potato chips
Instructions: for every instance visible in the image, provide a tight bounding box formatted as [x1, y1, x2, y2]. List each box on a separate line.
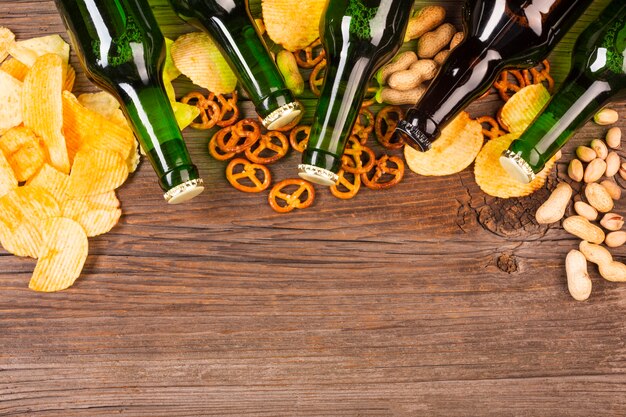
[0, 28, 140, 292]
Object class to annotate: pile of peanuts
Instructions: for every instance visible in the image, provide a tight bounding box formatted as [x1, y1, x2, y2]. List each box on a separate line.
[376, 6, 463, 105]
[534, 108, 625, 301]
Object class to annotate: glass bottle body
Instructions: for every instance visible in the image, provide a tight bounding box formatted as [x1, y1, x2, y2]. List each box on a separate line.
[54, 0, 203, 203]
[396, 0, 593, 152]
[168, 0, 302, 129]
[300, 0, 412, 185]
[502, 2, 626, 182]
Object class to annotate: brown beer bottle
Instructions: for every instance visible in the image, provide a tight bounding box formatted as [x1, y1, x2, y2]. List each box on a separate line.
[396, 0, 593, 152]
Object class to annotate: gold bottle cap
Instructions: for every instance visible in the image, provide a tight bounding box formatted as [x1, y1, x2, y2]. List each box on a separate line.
[499, 150, 536, 184]
[262, 101, 303, 130]
[298, 164, 339, 187]
[164, 178, 205, 204]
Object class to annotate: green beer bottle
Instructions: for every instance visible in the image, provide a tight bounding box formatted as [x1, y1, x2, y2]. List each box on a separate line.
[299, 0, 412, 185]
[168, 0, 303, 129]
[396, 0, 593, 152]
[501, 0, 626, 183]
[54, 0, 204, 204]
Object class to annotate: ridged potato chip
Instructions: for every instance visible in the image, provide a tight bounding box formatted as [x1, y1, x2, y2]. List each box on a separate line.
[171, 32, 237, 94]
[63, 193, 121, 237]
[8, 34, 70, 67]
[77, 91, 120, 119]
[27, 163, 70, 203]
[499, 84, 550, 133]
[262, 0, 326, 51]
[13, 184, 62, 220]
[171, 101, 201, 131]
[67, 148, 129, 197]
[0, 27, 15, 63]
[22, 54, 69, 173]
[0, 57, 29, 81]
[29, 217, 88, 292]
[0, 126, 46, 182]
[0, 147, 17, 197]
[0, 70, 23, 135]
[404, 112, 483, 176]
[63, 91, 134, 163]
[474, 133, 556, 198]
[1, 221, 42, 258]
[64, 64, 76, 92]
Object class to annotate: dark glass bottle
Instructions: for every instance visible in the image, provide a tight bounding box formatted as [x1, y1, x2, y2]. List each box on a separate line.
[168, 0, 303, 129]
[396, 0, 593, 152]
[502, 0, 626, 183]
[54, 0, 204, 204]
[299, 0, 412, 185]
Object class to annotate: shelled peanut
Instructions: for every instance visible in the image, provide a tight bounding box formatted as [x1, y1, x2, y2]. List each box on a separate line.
[536, 111, 625, 301]
[376, 6, 462, 105]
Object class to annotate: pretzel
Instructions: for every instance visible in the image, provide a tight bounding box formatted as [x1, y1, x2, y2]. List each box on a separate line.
[493, 69, 527, 101]
[361, 86, 378, 108]
[523, 60, 554, 93]
[245, 131, 289, 164]
[330, 169, 361, 200]
[375, 106, 405, 150]
[294, 38, 326, 69]
[216, 120, 261, 153]
[226, 158, 271, 193]
[475, 116, 504, 139]
[361, 155, 404, 190]
[209, 131, 236, 161]
[341, 136, 376, 175]
[352, 107, 375, 144]
[215, 91, 240, 127]
[310, 59, 326, 97]
[268, 179, 315, 213]
[181, 91, 221, 130]
[289, 125, 311, 153]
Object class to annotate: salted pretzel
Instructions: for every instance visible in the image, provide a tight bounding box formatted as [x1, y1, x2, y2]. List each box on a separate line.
[493, 69, 527, 101]
[475, 116, 504, 139]
[208, 131, 236, 161]
[226, 158, 271, 193]
[361, 155, 404, 190]
[268, 179, 315, 213]
[523, 60, 554, 93]
[215, 91, 240, 127]
[341, 136, 376, 175]
[294, 38, 326, 69]
[181, 91, 221, 130]
[245, 131, 289, 164]
[352, 107, 375, 144]
[330, 169, 361, 200]
[216, 120, 261, 153]
[375, 106, 405, 150]
[289, 125, 311, 153]
[309, 59, 326, 97]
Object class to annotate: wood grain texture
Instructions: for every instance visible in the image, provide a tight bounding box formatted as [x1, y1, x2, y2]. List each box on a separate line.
[1, 1, 626, 416]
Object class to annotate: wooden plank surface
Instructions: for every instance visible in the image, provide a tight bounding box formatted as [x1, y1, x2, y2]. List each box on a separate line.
[2, 1, 626, 415]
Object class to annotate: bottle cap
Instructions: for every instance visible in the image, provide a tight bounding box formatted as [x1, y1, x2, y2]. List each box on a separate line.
[499, 150, 536, 184]
[164, 178, 205, 204]
[298, 164, 339, 186]
[396, 120, 432, 152]
[262, 101, 303, 130]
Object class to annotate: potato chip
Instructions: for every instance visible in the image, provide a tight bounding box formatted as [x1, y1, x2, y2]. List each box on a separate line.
[63, 196, 121, 237]
[22, 54, 70, 173]
[29, 217, 88, 292]
[0, 220, 42, 258]
[27, 163, 70, 203]
[126, 138, 141, 173]
[171, 32, 237, 94]
[474, 133, 556, 198]
[404, 112, 483, 176]
[13, 184, 62, 220]
[0, 57, 29, 81]
[164, 38, 181, 82]
[77, 91, 120, 119]
[67, 148, 129, 197]
[62, 91, 134, 163]
[64, 64, 76, 92]
[171, 101, 201, 131]
[0, 70, 23, 135]
[0, 126, 46, 182]
[262, 0, 326, 51]
[0, 27, 16, 63]
[499, 84, 550, 133]
[0, 147, 18, 198]
[8, 34, 70, 67]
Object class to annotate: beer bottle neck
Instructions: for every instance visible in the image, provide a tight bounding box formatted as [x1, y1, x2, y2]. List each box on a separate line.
[114, 81, 199, 192]
[508, 71, 615, 174]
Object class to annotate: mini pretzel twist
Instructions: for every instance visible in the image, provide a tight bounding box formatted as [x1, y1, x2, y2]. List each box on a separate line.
[245, 131, 289, 164]
[268, 179, 315, 213]
[226, 158, 271, 193]
[475, 116, 504, 139]
[216, 119, 261, 153]
[181, 91, 221, 130]
[309, 59, 326, 97]
[294, 38, 326, 69]
[375, 106, 405, 150]
[330, 169, 361, 200]
[341, 136, 376, 175]
[361, 155, 405, 190]
[352, 107, 375, 144]
[209, 131, 236, 161]
[522, 60, 554, 93]
[289, 125, 311, 153]
[493, 69, 527, 101]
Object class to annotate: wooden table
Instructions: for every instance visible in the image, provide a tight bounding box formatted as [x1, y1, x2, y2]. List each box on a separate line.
[2, 1, 626, 415]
